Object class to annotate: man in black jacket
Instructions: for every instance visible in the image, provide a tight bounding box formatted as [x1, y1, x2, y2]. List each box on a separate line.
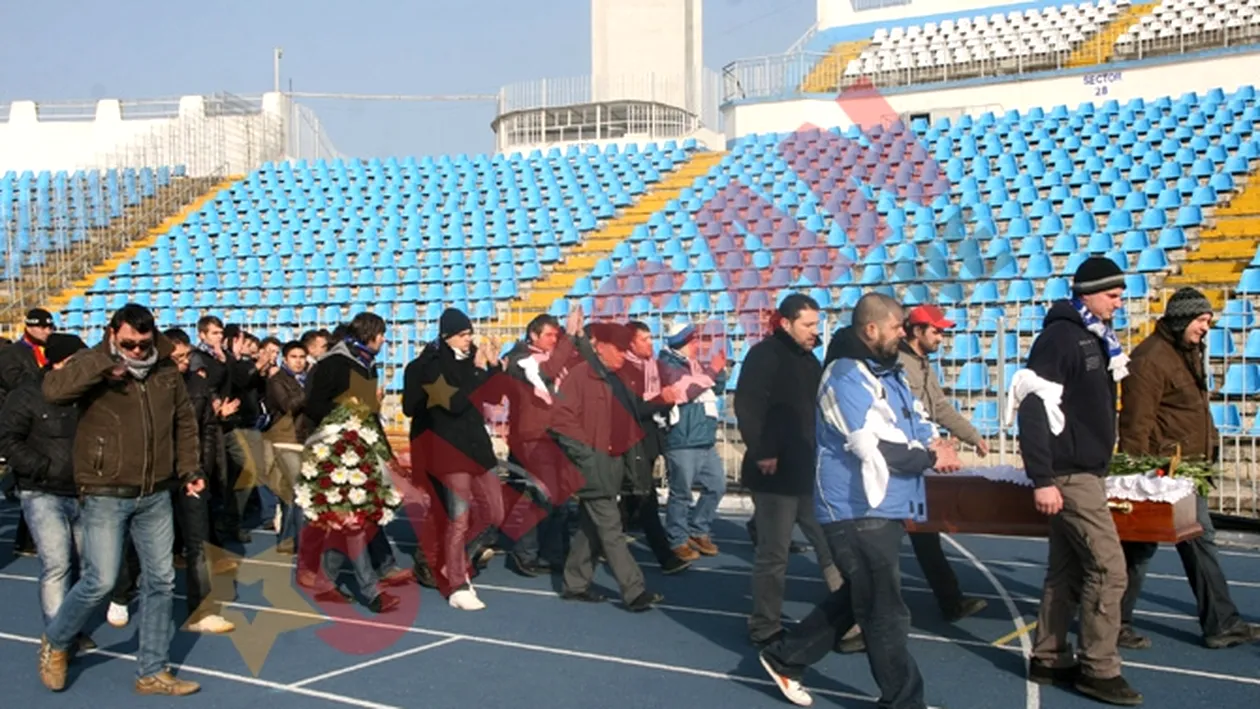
[0, 308, 55, 559]
[0, 332, 93, 650]
[403, 308, 504, 611]
[1016, 256, 1142, 706]
[735, 293, 838, 648]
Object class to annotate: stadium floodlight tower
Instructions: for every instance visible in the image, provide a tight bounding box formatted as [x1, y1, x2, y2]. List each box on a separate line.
[492, 0, 721, 154]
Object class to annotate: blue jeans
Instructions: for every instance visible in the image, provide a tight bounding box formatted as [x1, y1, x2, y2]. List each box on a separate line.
[663, 447, 726, 548]
[763, 518, 926, 709]
[45, 492, 177, 678]
[18, 491, 82, 625]
[273, 448, 302, 544]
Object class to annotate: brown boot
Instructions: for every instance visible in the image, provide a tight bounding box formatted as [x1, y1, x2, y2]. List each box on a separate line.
[672, 544, 700, 562]
[135, 670, 201, 696]
[688, 536, 720, 556]
[38, 635, 69, 691]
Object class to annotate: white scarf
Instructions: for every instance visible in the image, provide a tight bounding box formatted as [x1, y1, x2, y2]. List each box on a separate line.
[624, 352, 662, 400]
[1003, 369, 1066, 435]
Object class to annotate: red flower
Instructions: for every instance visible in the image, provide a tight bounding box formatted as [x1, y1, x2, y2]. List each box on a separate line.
[364, 480, 379, 493]
[319, 461, 336, 473]
[355, 444, 367, 457]
[344, 430, 360, 443]
[314, 493, 327, 506]
[319, 477, 333, 490]
[359, 461, 373, 474]
[332, 441, 347, 456]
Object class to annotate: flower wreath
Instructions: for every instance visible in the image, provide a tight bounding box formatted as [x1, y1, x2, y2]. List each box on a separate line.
[295, 399, 404, 531]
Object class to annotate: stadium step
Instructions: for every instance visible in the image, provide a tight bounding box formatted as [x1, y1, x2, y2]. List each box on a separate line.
[489, 150, 727, 333]
[1161, 170, 1260, 295]
[39, 176, 242, 315]
[798, 39, 872, 95]
[1065, 0, 1162, 69]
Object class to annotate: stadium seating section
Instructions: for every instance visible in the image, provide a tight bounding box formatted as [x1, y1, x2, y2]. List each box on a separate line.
[2, 166, 184, 281]
[798, 0, 1260, 92]
[6, 81, 1260, 434]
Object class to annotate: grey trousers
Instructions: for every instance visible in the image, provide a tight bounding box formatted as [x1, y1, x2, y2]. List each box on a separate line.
[563, 497, 647, 603]
[748, 491, 835, 643]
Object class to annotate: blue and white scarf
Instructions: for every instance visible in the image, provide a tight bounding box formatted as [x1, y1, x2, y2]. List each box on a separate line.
[1071, 297, 1129, 381]
[281, 362, 307, 389]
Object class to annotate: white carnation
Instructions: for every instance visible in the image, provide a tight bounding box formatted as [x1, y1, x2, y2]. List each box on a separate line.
[330, 469, 349, 485]
[359, 428, 379, 445]
[347, 488, 368, 505]
[341, 451, 360, 468]
[378, 508, 395, 526]
[386, 488, 402, 507]
[325, 489, 343, 505]
[313, 444, 331, 459]
[348, 471, 368, 487]
[300, 462, 319, 480]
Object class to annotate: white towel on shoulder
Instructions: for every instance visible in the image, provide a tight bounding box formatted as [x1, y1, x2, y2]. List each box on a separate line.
[1004, 369, 1065, 435]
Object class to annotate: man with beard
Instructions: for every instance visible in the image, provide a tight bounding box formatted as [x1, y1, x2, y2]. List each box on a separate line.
[736, 293, 840, 649]
[759, 293, 960, 708]
[1117, 287, 1260, 650]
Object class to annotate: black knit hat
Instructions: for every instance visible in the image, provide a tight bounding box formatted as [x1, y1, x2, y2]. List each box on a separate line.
[438, 308, 473, 340]
[44, 333, 86, 366]
[1072, 256, 1126, 295]
[1162, 287, 1214, 333]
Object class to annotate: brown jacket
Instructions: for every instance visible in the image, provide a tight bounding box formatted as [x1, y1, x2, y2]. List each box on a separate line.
[264, 368, 308, 446]
[43, 335, 200, 497]
[897, 342, 983, 447]
[1118, 324, 1217, 459]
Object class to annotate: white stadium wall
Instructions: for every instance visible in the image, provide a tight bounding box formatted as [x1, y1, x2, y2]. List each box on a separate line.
[591, 0, 703, 116]
[723, 52, 1260, 139]
[0, 92, 291, 177]
[817, 0, 1020, 30]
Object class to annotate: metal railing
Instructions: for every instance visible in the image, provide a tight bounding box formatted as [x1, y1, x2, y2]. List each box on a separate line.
[722, 25, 1260, 103]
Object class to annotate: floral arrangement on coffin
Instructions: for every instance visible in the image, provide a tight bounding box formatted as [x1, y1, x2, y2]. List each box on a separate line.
[296, 400, 404, 531]
[1108, 451, 1216, 498]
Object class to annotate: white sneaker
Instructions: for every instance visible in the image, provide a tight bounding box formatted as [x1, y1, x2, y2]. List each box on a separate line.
[448, 588, 485, 611]
[760, 651, 813, 706]
[186, 615, 236, 634]
[107, 602, 129, 628]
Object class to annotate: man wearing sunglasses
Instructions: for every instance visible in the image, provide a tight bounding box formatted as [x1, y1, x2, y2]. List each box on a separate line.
[36, 303, 203, 697]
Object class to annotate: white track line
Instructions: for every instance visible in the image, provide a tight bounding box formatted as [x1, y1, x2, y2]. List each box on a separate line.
[287, 636, 462, 688]
[943, 534, 1040, 709]
[0, 630, 399, 709]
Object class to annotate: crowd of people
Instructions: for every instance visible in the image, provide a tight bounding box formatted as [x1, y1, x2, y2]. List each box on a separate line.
[0, 254, 1256, 706]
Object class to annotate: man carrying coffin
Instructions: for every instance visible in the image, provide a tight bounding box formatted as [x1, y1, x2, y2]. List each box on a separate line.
[1014, 256, 1141, 706]
[1117, 287, 1259, 650]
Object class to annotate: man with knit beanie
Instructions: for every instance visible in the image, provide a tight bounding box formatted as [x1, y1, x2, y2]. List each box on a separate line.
[1012, 256, 1142, 705]
[1118, 287, 1260, 651]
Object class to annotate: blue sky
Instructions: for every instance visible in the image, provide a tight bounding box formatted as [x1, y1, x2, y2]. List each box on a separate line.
[0, 0, 816, 158]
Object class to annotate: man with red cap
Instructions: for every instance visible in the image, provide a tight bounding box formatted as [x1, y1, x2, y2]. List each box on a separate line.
[896, 305, 989, 624]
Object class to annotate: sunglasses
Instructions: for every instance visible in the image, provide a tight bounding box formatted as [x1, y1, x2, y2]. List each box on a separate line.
[117, 338, 154, 354]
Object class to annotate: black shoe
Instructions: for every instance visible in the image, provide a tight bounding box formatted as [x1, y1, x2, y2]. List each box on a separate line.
[836, 632, 866, 654]
[1074, 674, 1143, 706]
[1118, 624, 1152, 650]
[561, 589, 606, 603]
[413, 560, 438, 589]
[1029, 660, 1080, 687]
[751, 629, 785, 649]
[626, 591, 663, 612]
[661, 555, 692, 575]
[508, 553, 543, 578]
[1205, 622, 1260, 649]
[945, 597, 988, 623]
[235, 531, 252, 544]
[367, 592, 400, 614]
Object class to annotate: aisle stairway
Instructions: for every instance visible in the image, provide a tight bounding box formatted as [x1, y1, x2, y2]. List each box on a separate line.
[1065, 1, 1162, 69]
[40, 176, 241, 316]
[491, 150, 726, 332]
[1162, 176, 1260, 309]
[799, 40, 872, 95]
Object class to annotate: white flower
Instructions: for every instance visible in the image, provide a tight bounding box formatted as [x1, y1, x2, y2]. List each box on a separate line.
[313, 444, 331, 459]
[348, 471, 368, 487]
[386, 488, 402, 507]
[341, 451, 360, 468]
[300, 462, 319, 480]
[379, 508, 395, 526]
[330, 469, 349, 485]
[347, 488, 368, 505]
[325, 489, 343, 505]
[295, 487, 313, 512]
[359, 428, 379, 445]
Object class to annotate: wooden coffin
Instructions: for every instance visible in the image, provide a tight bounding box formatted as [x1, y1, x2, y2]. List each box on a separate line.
[903, 475, 1203, 543]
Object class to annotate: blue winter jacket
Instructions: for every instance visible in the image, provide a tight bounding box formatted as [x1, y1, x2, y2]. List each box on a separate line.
[658, 349, 727, 451]
[815, 327, 939, 524]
